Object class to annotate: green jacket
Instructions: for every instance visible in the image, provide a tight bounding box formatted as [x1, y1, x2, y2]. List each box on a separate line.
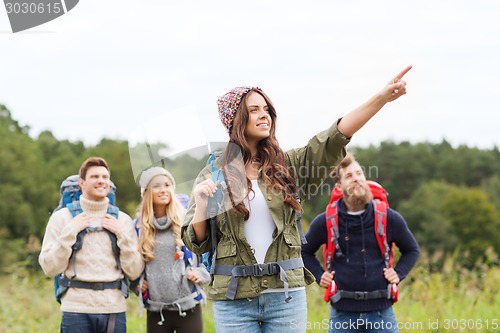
[181, 121, 350, 300]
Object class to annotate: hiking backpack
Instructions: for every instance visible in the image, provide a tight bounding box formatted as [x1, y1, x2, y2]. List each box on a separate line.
[52, 175, 128, 303]
[175, 193, 190, 210]
[322, 180, 398, 303]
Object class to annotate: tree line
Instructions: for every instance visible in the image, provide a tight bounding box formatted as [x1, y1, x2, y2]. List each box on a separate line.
[1, 104, 499, 272]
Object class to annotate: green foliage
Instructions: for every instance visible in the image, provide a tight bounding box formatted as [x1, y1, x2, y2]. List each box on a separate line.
[443, 188, 500, 261]
[2, 250, 499, 332]
[399, 181, 500, 263]
[481, 175, 500, 213]
[0, 238, 28, 274]
[0, 106, 49, 239]
[398, 181, 459, 254]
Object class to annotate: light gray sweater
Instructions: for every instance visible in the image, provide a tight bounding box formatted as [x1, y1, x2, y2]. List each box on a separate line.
[145, 216, 210, 312]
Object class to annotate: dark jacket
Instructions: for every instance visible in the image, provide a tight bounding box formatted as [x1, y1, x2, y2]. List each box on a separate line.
[301, 198, 420, 312]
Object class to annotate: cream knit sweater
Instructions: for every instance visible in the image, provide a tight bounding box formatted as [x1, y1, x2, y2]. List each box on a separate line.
[39, 196, 144, 313]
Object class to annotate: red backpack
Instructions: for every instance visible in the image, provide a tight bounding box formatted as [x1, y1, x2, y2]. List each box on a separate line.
[322, 180, 398, 303]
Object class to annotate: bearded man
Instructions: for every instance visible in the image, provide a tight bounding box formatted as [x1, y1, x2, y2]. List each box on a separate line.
[301, 154, 420, 333]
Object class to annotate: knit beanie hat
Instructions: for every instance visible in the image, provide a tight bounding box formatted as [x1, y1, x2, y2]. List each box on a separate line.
[217, 86, 260, 133]
[139, 167, 176, 197]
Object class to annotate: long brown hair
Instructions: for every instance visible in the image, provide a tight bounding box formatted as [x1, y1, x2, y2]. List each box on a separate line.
[224, 88, 301, 219]
[137, 180, 184, 262]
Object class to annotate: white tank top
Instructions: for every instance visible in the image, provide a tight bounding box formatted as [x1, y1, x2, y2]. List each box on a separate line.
[244, 180, 306, 294]
[244, 180, 275, 264]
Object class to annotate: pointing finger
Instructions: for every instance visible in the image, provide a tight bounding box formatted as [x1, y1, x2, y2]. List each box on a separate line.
[393, 65, 412, 83]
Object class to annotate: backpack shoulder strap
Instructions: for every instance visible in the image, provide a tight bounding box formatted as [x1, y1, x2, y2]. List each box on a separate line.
[207, 152, 225, 215]
[372, 199, 393, 268]
[107, 204, 119, 219]
[324, 200, 341, 272]
[133, 217, 141, 237]
[104, 205, 122, 270]
[293, 194, 307, 245]
[206, 152, 225, 274]
[66, 201, 83, 217]
[68, 202, 122, 275]
[182, 245, 195, 267]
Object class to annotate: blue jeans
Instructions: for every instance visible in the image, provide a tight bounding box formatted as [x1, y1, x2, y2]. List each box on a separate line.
[212, 289, 307, 333]
[61, 312, 126, 333]
[329, 307, 399, 333]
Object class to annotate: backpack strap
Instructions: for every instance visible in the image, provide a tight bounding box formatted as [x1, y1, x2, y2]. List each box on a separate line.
[147, 286, 206, 325]
[331, 289, 391, 303]
[293, 194, 307, 245]
[324, 199, 392, 269]
[180, 245, 205, 302]
[181, 245, 194, 267]
[62, 201, 127, 298]
[206, 152, 226, 275]
[373, 199, 398, 302]
[67, 201, 83, 218]
[107, 205, 119, 219]
[372, 199, 393, 268]
[58, 275, 123, 290]
[324, 200, 344, 272]
[214, 257, 305, 302]
[66, 201, 84, 278]
[133, 217, 141, 237]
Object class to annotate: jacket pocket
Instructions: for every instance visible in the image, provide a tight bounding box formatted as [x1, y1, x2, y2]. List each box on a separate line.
[283, 232, 301, 248]
[282, 232, 302, 261]
[216, 240, 237, 259]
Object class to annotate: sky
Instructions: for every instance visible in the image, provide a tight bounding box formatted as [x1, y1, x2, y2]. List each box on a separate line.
[1, 0, 500, 162]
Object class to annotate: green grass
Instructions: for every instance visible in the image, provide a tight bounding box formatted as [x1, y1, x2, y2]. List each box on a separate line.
[1, 254, 499, 333]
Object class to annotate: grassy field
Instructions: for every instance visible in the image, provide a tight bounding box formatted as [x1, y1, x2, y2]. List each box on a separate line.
[1, 253, 499, 333]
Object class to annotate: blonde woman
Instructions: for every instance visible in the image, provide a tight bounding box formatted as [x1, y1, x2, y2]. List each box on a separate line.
[136, 167, 210, 333]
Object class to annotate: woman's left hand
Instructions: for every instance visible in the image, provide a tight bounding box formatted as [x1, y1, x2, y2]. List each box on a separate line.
[138, 279, 148, 293]
[187, 270, 203, 284]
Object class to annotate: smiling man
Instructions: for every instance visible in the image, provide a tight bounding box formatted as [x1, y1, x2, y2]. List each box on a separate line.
[301, 154, 420, 333]
[39, 157, 144, 333]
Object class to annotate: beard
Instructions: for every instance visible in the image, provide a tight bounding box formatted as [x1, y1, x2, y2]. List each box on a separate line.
[343, 181, 372, 211]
